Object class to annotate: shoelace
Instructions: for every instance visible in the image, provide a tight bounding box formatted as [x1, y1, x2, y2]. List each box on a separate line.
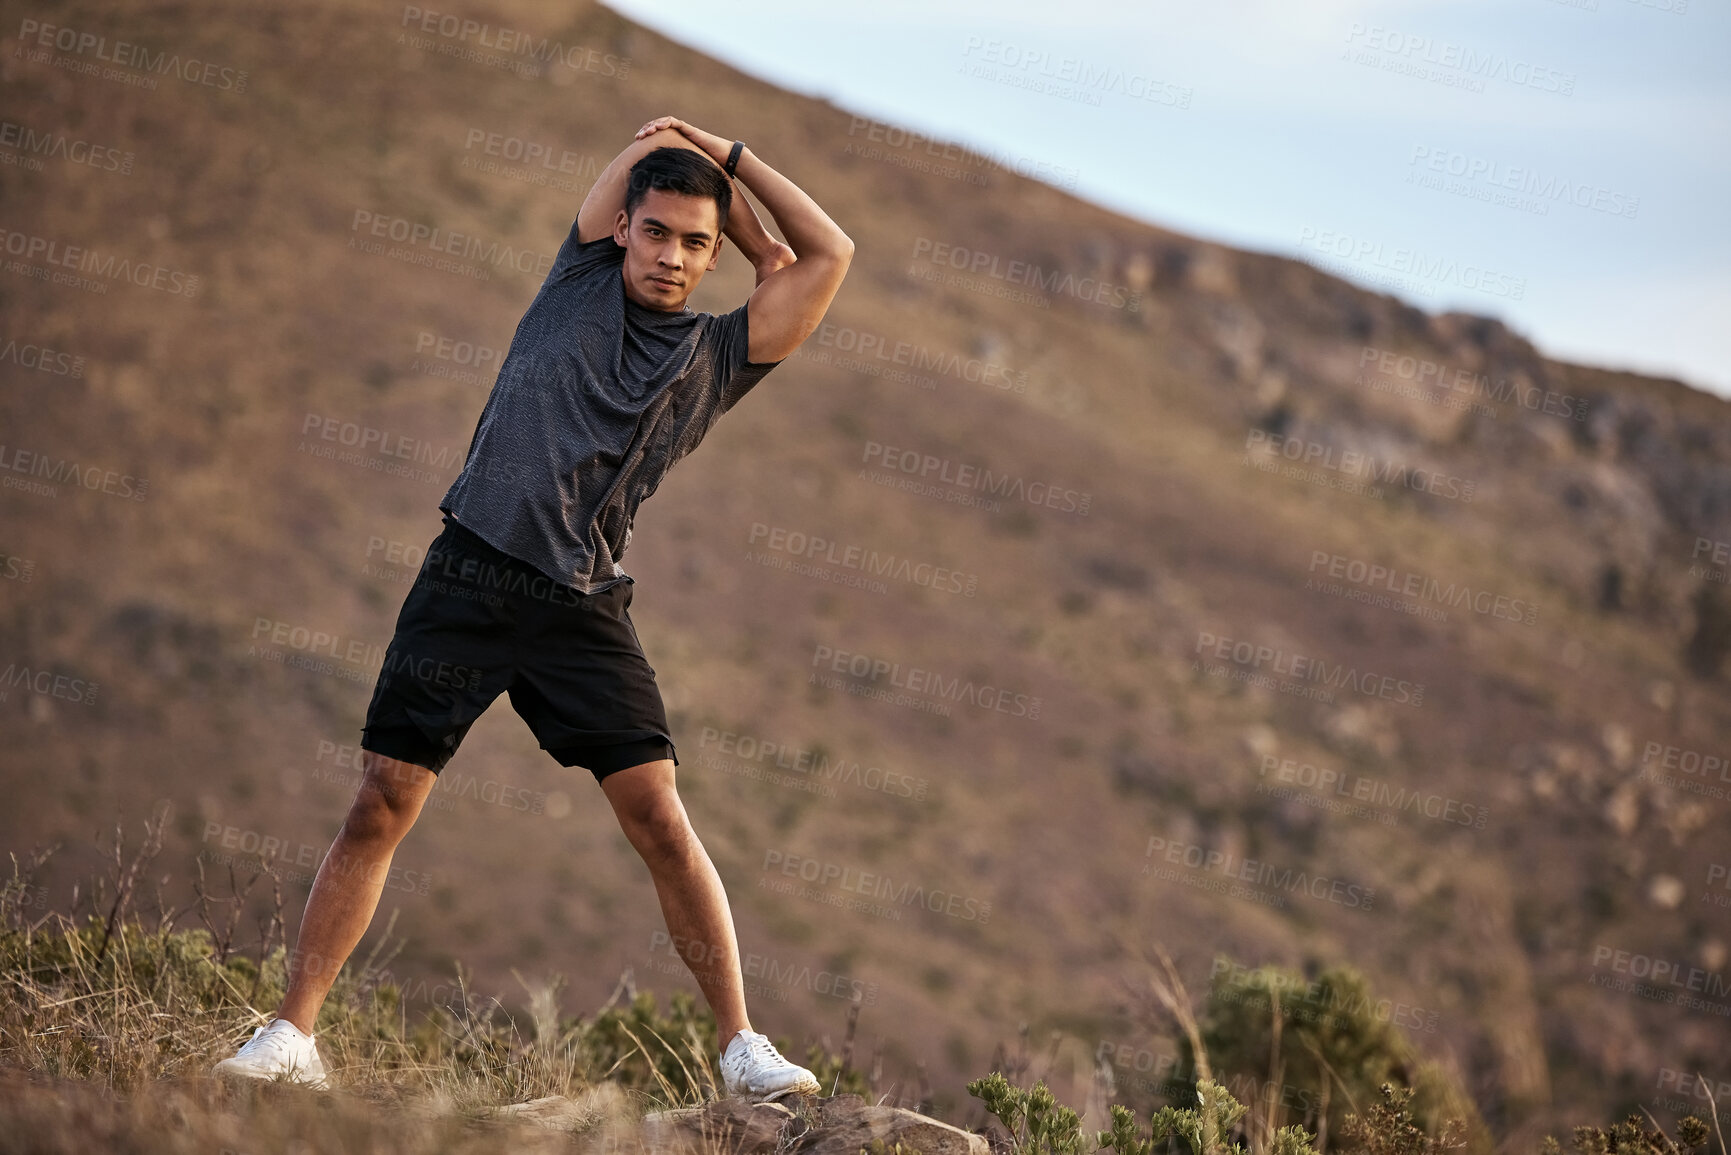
[744, 1034, 783, 1066]
[242, 1024, 302, 1062]
[723, 1033, 773, 1067]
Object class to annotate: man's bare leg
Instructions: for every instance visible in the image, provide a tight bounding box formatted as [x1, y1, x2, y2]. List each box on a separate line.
[600, 758, 753, 1054]
[277, 750, 438, 1034]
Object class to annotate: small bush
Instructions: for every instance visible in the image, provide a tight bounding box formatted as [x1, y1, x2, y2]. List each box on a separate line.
[1165, 959, 1482, 1144]
[968, 1070, 1090, 1155]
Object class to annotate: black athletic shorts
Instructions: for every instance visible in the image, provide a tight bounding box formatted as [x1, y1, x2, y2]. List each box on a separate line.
[360, 514, 678, 781]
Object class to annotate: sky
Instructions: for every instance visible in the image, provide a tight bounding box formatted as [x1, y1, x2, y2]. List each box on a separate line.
[601, 0, 1731, 400]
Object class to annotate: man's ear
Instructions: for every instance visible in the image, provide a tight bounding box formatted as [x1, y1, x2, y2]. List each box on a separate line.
[706, 234, 724, 271]
[613, 208, 630, 246]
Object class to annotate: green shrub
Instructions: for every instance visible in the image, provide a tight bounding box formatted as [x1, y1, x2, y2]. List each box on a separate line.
[968, 1070, 1090, 1155]
[1164, 960, 1481, 1144]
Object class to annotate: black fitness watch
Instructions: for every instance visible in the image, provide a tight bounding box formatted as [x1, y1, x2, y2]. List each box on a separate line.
[724, 140, 744, 178]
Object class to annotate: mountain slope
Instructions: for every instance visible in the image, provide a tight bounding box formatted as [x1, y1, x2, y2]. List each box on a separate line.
[2, 0, 1728, 1138]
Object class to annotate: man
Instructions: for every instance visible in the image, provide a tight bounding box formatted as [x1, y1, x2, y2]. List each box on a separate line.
[214, 115, 854, 1100]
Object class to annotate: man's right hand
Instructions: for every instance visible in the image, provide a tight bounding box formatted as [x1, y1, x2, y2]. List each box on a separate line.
[633, 116, 731, 170]
[634, 115, 686, 141]
[578, 121, 720, 246]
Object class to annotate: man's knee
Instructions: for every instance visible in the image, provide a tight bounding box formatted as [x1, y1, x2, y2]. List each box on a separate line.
[600, 759, 692, 860]
[342, 751, 435, 844]
[621, 798, 693, 863]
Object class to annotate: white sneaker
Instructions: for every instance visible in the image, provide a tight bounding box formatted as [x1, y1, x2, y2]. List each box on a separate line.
[719, 1029, 821, 1101]
[212, 1019, 332, 1089]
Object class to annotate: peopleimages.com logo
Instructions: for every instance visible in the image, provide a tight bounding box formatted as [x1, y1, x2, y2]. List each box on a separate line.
[1296, 226, 1525, 300]
[1255, 754, 1489, 829]
[14, 18, 250, 92]
[1194, 630, 1425, 708]
[0, 225, 200, 297]
[1356, 344, 1588, 421]
[1141, 836, 1376, 911]
[1587, 945, 1731, 1016]
[760, 849, 991, 924]
[909, 236, 1142, 311]
[0, 443, 148, 502]
[1341, 22, 1575, 97]
[809, 643, 1043, 720]
[395, 5, 632, 80]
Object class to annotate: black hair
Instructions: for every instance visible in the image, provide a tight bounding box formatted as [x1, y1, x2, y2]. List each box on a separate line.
[623, 147, 732, 236]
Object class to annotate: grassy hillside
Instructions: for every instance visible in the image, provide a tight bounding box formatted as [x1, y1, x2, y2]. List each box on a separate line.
[2, 0, 1728, 1142]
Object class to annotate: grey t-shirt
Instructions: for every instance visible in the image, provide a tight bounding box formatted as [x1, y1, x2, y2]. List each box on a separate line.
[439, 217, 782, 593]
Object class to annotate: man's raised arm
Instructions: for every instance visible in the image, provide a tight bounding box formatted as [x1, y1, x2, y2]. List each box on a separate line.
[577, 125, 794, 285]
[633, 116, 854, 364]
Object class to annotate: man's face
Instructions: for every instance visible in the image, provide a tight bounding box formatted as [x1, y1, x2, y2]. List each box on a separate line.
[614, 188, 723, 312]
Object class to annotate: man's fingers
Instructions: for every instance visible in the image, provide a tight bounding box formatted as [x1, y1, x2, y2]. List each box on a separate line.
[635, 116, 688, 141]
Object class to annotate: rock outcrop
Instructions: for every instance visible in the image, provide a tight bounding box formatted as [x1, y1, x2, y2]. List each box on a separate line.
[495, 1090, 990, 1154]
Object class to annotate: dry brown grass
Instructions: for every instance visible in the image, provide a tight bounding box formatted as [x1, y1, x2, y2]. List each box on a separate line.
[0, 828, 874, 1153]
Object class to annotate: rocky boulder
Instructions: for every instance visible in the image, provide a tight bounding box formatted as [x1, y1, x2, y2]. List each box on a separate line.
[495, 1090, 990, 1154]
